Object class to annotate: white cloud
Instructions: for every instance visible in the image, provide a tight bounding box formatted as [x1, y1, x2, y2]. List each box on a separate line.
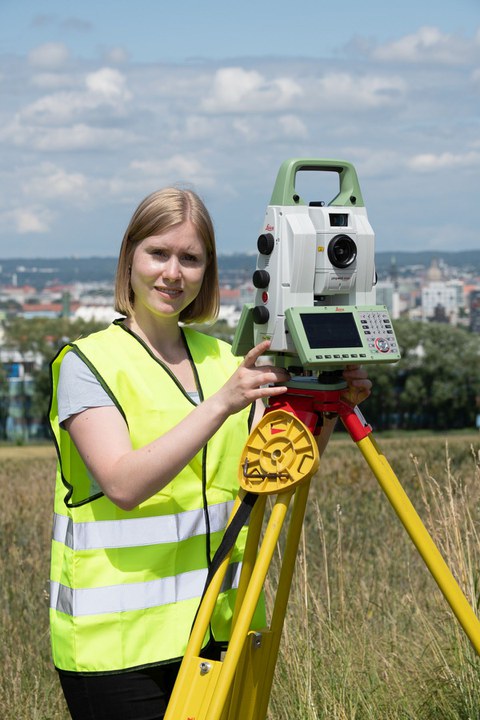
[10, 206, 54, 234]
[372, 26, 477, 65]
[0, 119, 137, 152]
[18, 67, 132, 126]
[230, 113, 308, 143]
[85, 67, 131, 102]
[22, 164, 89, 200]
[408, 151, 480, 172]
[314, 72, 405, 108]
[180, 115, 224, 141]
[277, 115, 308, 138]
[129, 154, 216, 187]
[200, 66, 404, 117]
[28, 42, 70, 69]
[1, 23, 479, 256]
[341, 147, 404, 178]
[202, 67, 302, 112]
[30, 72, 80, 90]
[103, 47, 130, 65]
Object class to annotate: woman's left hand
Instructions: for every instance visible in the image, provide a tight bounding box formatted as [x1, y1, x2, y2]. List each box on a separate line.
[341, 365, 372, 407]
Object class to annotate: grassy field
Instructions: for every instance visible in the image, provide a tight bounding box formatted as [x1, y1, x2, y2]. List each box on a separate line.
[1, 433, 480, 719]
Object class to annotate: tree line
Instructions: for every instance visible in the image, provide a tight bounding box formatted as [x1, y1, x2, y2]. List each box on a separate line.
[362, 319, 480, 431]
[0, 316, 479, 440]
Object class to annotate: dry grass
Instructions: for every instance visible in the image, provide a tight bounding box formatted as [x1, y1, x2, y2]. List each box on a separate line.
[0, 452, 69, 719]
[1, 434, 480, 719]
[268, 434, 480, 719]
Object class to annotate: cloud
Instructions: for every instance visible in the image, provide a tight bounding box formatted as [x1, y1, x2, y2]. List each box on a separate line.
[30, 72, 80, 90]
[31, 15, 56, 29]
[10, 67, 132, 129]
[0, 119, 138, 152]
[372, 26, 479, 65]
[31, 14, 92, 34]
[408, 151, 480, 172]
[85, 67, 130, 101]
[340, 147, 404, 178]
[202, 67, 302, 112]
[28, 42, 70, 69]
[103, 47, 130, 65]
[277, 115, 308, 138]
[61, 17, 93, 33]
[9, 206, 54, 234]
[22, 163, 89, 200]
[228, 113, 308, 143]
[129, 154, 216, 188]
[199, 65, 405, 118]
[1, 24, 479, 254]
[314, 72, 405, 108]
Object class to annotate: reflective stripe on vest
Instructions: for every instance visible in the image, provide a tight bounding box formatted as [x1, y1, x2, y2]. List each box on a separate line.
[52, 500, 235, 550]
[50, 562, 241, 616]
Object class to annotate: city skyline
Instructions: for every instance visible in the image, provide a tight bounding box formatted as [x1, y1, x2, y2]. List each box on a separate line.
[1, 1, 479, 259]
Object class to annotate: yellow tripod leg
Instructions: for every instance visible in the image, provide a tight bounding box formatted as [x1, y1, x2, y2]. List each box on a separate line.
[248, 479, 312, 720]
[165, 490, 296, 720]
[225, 482, 313, 720]
[164, 492, 244, 720]
[165, 410, 320, 720]
[208, 489, 294, 720]
[357, 432, 480, 654]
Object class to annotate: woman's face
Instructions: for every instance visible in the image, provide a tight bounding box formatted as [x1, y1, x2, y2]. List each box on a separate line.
[130, 220, 207, 322]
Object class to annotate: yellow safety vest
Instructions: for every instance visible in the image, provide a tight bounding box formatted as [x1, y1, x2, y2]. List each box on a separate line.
[49, 320, 263, 673]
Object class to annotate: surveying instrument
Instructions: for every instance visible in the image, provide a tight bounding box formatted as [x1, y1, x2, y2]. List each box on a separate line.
[165, 159, 480, 719]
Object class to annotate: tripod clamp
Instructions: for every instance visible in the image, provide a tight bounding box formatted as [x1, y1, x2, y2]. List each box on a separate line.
[266, 373, 372, 443]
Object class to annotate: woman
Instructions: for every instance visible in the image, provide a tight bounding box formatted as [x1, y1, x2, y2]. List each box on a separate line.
[49, 187, 371, 719]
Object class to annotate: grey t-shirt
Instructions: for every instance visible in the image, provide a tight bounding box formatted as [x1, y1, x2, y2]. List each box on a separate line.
[57, 350, 200, 424]
[57, 351, 115, 424]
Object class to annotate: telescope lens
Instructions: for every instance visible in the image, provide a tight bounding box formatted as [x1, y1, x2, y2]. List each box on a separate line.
[327, 234, 357, 268]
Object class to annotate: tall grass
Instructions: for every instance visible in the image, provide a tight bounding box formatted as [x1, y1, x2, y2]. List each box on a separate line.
[1, 437, 479, 719]
[0, 448, 69, 719]
[268, 436, 480, 719]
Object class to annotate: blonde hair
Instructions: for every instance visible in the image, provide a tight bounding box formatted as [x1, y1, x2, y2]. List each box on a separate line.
[115, 187, 220, 323]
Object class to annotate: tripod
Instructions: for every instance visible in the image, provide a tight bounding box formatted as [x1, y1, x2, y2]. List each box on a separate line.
[165, 376, 480, 720]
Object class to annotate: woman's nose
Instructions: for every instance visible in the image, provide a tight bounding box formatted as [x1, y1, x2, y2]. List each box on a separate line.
[163, 255, 181, 280]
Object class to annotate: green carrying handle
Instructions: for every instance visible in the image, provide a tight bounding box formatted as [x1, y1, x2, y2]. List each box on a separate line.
[269, 158, 365, 208]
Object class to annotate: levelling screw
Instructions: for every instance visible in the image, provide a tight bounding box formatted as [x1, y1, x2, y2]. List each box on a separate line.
[252, 632, 263, 649]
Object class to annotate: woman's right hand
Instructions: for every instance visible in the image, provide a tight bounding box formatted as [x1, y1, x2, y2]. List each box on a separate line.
[215, 340, 291, 415]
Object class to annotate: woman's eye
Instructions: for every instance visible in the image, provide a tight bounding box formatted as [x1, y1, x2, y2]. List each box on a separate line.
[183, 254, 198, 263]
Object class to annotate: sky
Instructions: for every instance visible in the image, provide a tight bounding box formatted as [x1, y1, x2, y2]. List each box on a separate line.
[0, 0, 479, 259]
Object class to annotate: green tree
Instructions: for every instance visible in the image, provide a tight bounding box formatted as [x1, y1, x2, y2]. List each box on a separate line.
[0, 361, 8, 438]
[365, 319, 480, 431]
[2, 317, 108, 361]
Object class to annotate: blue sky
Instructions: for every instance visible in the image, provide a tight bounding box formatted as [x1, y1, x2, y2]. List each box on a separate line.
[0, 0, 479, 258]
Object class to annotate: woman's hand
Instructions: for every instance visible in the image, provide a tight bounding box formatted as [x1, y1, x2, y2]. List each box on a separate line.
[340, 364, 372, 407]
[214, 340, 290, 416]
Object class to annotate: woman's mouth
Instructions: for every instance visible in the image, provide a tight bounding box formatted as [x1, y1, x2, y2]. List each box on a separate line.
[156, 286, 182, 297]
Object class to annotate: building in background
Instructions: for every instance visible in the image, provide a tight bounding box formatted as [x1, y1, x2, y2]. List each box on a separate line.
[470, 290, 480, 333]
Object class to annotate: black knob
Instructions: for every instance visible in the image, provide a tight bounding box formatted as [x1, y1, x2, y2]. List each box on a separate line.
[252, 306, 270, 324]
[257, 233, 275, 255]
[252, 269, 270, 288]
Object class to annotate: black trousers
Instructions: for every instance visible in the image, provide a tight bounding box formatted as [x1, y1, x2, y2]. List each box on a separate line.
[58, 662, 181, 720]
